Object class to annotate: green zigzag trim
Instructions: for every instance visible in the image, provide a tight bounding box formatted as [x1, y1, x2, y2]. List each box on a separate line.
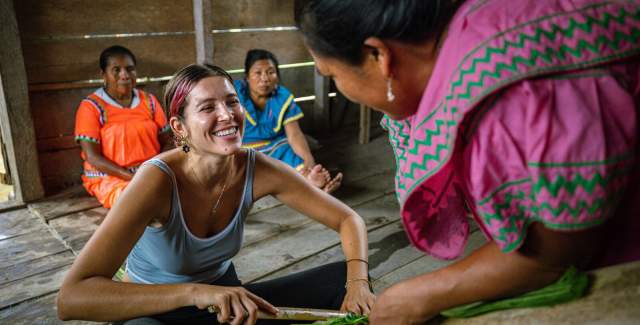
[481, 196, 612, 222]
[449, 6, 639, 97]
[399, 7, 640, 187]
[455, 28, 640, 101]
[532, 167, 631, 197]
[479, 167, 630, 207]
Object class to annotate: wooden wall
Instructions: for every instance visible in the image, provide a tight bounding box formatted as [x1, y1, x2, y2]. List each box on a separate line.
[15, 0, 317, 194]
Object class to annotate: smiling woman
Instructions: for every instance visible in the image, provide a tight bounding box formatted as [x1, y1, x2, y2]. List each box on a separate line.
[74, 45, 173, 209]
[57, 64, 376, 325]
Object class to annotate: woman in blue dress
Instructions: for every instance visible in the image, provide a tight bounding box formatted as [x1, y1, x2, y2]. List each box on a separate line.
[235, 49, 342, 193]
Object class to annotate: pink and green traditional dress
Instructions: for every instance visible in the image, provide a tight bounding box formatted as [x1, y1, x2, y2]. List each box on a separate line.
[382, 0, 640, 268]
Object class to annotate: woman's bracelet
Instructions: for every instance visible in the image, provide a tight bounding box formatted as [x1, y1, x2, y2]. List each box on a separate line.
[345, 278, 372, 290]
[346, 258, 369, 266]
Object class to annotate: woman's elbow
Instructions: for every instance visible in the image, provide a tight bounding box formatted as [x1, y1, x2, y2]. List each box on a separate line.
[56, 287, 73, 320]
[56, 283, 84, 321]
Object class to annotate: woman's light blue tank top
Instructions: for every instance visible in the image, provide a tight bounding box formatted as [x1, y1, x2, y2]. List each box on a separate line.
[126, 150, 255, 284]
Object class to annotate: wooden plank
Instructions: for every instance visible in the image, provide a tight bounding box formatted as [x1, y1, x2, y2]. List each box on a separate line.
[30, 83, 164, 140]
[193, 0, 214, 65]
[48, 207, 108, 253]
[30, 87, 93, 139]
[373, 230, 487, 292]
[0, 250, 75, 286]
[359, 105, 371, 144]
[22, 36, 195, 84]
[37, 147, 83, 179]
[213, 30, 311, 71]
[313, 69, 331, 132]
[0, 208, 46, 240]
[242, 219, 282, 248]
[0, 229, 69, 270]
[0, 264, 69, 310]
[14, 0, 193, 38]
[249, 195, 281, 215]
[28, 186, 101, 221]
[234, 193, 400, 283]
[0, 292, 102, 325]
[211, 0, 294, 28]
[41, 174, 84, 198]
[0, 0, 45, 202]
[262, 220, 423, 281]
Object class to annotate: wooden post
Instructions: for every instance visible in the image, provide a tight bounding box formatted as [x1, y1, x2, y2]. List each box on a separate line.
[0, 0, 44, 202]
[193, 0, 214, 65]
[359, 104, 371, 144]
[313, 69, 330, 133]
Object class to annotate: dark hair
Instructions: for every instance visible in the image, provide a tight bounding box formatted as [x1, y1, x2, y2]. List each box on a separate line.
[244, 49, 281, 78]
[164, 64, 234, 119]
[99, 45, 137, 71]
[294, 0, 462, 65]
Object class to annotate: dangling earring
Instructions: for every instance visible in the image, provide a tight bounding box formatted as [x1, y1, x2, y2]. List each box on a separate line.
[175, 135, 191, 153]
[386, 78, 395, 102]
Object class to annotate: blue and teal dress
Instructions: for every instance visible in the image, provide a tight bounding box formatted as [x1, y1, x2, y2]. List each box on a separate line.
[234, 80, 305, 170]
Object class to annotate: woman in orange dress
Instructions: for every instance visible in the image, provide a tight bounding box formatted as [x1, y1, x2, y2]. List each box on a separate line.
[75, 45, 172, 208]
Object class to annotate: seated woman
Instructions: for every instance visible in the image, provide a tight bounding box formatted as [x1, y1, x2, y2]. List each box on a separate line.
[295, 0, 640, 323]
[57, 64, 375, 325]
[235, 49, 342, 193]
[74, 45, 172, 208]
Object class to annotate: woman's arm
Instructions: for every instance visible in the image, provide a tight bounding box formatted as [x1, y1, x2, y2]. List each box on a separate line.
[284, 121, 316, 167]
[253, 152, 375, 313]
[369, 222, 605, 324]
[57, 163, 277, 323]
[79, 141, 134, 180]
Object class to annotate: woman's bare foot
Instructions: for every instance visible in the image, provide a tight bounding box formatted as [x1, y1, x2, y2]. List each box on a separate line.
[322, 172, 343, 194]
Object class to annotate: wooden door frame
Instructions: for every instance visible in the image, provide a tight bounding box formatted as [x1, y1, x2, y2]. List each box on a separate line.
[0, 0, 45, 205]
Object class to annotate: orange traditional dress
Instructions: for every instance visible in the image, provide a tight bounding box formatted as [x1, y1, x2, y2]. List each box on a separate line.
[74, 88, 170, 208]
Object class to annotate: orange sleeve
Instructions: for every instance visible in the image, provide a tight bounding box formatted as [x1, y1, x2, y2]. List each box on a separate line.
[150, 93, 170, 133]
[74, 99, 102, 144]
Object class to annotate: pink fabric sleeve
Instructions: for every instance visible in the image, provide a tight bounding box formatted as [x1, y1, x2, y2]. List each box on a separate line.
[462, 68, 637, 252]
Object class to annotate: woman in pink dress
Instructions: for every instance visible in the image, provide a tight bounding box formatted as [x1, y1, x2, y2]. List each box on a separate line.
[296, 0, 640, 323]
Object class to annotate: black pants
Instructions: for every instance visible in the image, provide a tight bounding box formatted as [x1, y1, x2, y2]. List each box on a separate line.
[119, 261, 347, 325]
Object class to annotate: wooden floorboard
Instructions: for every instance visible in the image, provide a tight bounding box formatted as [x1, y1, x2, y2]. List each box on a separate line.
[261, 220, 422, 283]
[0, 264, 70, 310]
[48, 207, 108, 254]
[372, 230, 487, 292]
[28, 186, 101, 221]
[0, 251, 75, 286]
[235, 193, 400, 283]
[0, 229, 69, 270]
[0, 292, 103, 325]
[0, 208, 47, 241]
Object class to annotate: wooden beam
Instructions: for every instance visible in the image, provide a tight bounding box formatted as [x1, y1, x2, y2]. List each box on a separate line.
[359, 104, 372, 144]
[193, 0, 214, 65]
[313, 69, 330, 132]
[0, 0, 44, 202]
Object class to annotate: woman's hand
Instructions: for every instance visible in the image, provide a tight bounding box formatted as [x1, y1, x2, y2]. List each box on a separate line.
[341, 281, 376, 315]
[369, 280, 434, 325]
[193, 284, 279, 325]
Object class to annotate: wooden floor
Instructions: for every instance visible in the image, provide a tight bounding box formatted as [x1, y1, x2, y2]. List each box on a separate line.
[1, 123, 639, 324]
[1, 123, 489, 324]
